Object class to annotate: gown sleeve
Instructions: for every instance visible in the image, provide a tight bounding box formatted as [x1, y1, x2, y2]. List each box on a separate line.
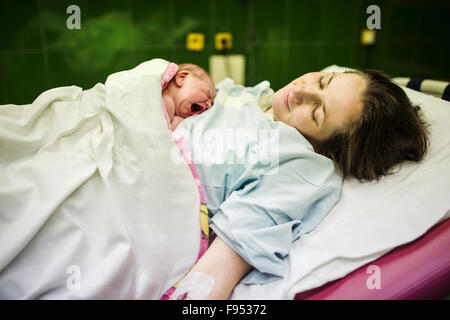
[209, 144, 343, 284]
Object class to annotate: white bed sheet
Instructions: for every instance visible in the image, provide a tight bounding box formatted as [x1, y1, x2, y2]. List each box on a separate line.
[0, 59, 201, 299]
[230, 65, 450, 299]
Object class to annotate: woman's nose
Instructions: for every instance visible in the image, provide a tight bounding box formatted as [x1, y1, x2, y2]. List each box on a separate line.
[292, 86, 319, 105]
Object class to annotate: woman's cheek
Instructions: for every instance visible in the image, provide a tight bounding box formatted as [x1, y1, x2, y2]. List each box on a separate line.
[271, 92, 282, 114]
[292, 109, 310, 131]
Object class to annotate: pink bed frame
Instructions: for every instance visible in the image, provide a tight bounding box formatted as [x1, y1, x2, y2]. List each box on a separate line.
[295, 218, 450, 300]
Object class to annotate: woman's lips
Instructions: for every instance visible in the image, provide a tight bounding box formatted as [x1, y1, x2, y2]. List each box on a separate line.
[284, 89, 291, 111]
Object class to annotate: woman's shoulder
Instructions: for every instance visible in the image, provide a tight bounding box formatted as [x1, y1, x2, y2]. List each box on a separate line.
[272, 123, 343, 187]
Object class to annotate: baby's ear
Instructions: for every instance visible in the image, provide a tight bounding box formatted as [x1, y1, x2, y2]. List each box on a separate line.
[175, 70, 190, 87]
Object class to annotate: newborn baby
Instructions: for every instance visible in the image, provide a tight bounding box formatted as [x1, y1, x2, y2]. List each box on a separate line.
[162, 63, 216, 130]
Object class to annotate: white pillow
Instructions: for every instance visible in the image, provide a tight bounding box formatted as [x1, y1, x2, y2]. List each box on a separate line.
[231, 65, 450, 299]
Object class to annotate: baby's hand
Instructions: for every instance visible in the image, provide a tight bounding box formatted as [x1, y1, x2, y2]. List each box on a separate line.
[171, 115, 184, 130]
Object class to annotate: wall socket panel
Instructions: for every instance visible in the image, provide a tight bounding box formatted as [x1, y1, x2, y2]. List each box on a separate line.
[209, 54, 245, 85]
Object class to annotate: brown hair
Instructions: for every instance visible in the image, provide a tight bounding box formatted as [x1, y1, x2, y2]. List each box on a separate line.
[310, 69, 430, 181]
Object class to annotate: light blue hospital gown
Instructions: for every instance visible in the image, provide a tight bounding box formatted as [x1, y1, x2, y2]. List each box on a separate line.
[174, 79, 343, 284]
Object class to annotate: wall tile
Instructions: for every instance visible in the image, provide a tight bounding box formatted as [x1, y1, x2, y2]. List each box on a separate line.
[214, 0, 248, 53]
[0, 52, 49, 104]
[321, 43, 358, 69]
[39, 0, 89, 50]
[89, 48, 136, 84]
[0, 0, 448, 104]
[256, 43, 289, 89]
[46, 49, 93, 88]
[131, 1, 175, 49]
[289, 0, 324, 43]
[135, 48, 173, 66]
[323, 0, 360, 43]
[172, 0, 211, 38]
[289, 43, 323, 81]
[254, 0, 288, 44]
[0, 0, 41, 51]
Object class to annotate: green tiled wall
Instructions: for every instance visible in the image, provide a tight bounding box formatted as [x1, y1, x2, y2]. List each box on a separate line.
[0, 0, 448, 104]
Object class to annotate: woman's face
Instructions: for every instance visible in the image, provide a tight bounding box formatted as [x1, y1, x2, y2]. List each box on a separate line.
[272, 72, 367, 142]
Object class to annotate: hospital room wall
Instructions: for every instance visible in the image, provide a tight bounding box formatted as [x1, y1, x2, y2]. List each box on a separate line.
[0, 0, 448, 105]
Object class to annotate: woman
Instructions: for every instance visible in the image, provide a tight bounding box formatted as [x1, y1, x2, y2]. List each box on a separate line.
[171, 69, 429, 299]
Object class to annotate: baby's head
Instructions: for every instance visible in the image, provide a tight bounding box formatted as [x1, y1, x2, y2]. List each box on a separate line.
[166, 63, 216, 118]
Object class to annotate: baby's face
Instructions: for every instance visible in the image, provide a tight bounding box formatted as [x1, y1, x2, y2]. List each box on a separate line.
[174, 74, 216, 118]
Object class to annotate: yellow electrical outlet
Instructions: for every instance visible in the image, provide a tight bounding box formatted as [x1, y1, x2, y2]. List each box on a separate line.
[361, 29, 376, 46]
[186, 33, 205, 51]
[215, 32, 232, 51]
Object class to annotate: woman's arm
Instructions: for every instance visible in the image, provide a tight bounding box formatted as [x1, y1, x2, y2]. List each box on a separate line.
[172, 236, 251, 300]
[191, 235, 251, 299]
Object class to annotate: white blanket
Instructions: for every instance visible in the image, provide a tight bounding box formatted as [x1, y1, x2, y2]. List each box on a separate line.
[0, 59, 200, 299]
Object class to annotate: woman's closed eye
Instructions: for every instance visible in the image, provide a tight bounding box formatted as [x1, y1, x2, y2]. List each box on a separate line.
[312, 104, 318, 124]
[319, 76, 324, 90]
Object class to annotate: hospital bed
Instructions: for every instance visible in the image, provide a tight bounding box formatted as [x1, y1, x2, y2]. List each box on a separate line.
[230, 65, 450, 300]
[294, 218, 450, 299]
[0, 61, 448, 300]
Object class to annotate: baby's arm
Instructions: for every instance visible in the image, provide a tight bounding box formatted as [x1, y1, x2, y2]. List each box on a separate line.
[172, 236, 251, 299]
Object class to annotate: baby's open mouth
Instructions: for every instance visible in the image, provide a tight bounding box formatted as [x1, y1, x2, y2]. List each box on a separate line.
[191, 103, 203, 113]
